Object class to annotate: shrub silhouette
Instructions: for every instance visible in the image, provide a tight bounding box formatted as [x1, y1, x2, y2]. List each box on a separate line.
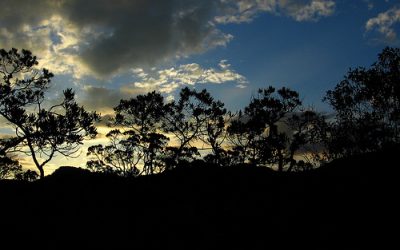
[0, 153, 38, 181]
[0, 153, 22, 179]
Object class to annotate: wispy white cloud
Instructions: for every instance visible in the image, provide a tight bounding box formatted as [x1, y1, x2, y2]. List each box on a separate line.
[366, 6, 400, 42]
[363, 0, 374, 10]
[215, 0, 336, 24]
[122, 60, 248, 97]
[73, 60, 247, 113]
[289, 0, 336, 22]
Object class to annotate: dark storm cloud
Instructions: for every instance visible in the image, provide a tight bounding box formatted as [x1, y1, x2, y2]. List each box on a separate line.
[0, 0, 230, 76]
[0, 0, 53, 28]
[78, 86, 131, 113]
[71, 0, 229, 76]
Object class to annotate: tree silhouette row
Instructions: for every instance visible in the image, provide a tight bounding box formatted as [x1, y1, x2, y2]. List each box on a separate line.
[1, 47, 399, 179]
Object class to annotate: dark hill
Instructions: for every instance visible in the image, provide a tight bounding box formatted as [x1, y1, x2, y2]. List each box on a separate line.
[0, 148, 397, 249]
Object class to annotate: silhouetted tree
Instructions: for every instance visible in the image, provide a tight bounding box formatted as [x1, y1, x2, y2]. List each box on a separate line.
[87, 130, 142, 177]
[228, 87, 302, 171]
[285, 110, 329, 171]
[141, 132, 169, 174]
[0, 48, 99, 178]
[162, 88, 214, 167]
[227, 110, 264, 165]
[324, 47, 400, 157]
[162, 146, 200, 169]
[195, 90, 231, 165]
[248, 87, 303, 171]
[114, 91, 169, 174]
[114, 91, 165, 134]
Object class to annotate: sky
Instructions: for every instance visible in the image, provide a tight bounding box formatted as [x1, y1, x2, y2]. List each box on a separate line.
[1, 0, 400, 173]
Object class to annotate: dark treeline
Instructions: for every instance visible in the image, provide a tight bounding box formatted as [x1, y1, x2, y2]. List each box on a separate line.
[1, 47, 400, 179]
[86, 86, 325, 177]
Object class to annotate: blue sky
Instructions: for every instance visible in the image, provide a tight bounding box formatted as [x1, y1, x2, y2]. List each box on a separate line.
[1, 0, 400, 172]
[177, 0, 400, 111]
[1, 0, 399, 114]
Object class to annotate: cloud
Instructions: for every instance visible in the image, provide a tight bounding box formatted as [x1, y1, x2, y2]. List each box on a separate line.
[5, 59, 245, 132]
[215, 0, 336, 24]
[0, 0, 335, 78]
[0, 8, 91, 78]
[72, 0, 234, 77]
[0, 0, 233, 77]
[287, 0, 336, 22]
[122, 60, 248, 96]
[363, 0, 374, 10]
[0, 116, 14, 138]
[366, 6, 400, 42]
[77, 85, 133, 114]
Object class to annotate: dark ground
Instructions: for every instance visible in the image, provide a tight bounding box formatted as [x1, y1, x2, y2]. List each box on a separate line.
[0, 148, 397, 249]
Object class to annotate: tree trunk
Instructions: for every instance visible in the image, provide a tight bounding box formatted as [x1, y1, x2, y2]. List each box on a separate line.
[212, 145, 221, 165]
[287, 150, 295, 172]
[278, 150, 284, 172]
[38, 166, 45, 179]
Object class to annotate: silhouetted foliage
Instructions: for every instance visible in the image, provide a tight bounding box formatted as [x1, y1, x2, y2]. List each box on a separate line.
[88, 88, 224, 174]
[195, 91, 230, 166]
[324, 47, 400, 158]
[87, 129, 142, 177]
[0, 48, 99, 178]
[15, 169, 38, 181]
[114, 91, 165, 134]
[4, 47, 400, 178]
[285, 110, 329, 171]
[0, 153, 22, 179]
[227, 110, 264, 165]
[0, 152, 38, 180]
[162, 146, 201, 169]
[141, 132, 170, 174]
[162, 88, 217, 166]
[227, 86, 311, 171]
[87, 86, 328, 174]
[111, 92, 169, 174]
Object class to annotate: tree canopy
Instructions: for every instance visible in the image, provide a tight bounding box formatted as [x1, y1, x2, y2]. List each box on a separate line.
[324, 47, 400, 157]
[0, 48, 99, 178]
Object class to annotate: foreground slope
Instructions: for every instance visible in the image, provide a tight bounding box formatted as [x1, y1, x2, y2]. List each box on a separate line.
[0, 148, 397, 249]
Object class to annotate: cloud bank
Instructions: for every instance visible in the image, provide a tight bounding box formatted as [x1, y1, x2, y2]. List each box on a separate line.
[215, 0, 335, 23]
[0, 0, 336, 78]
[366, 6, 400, 43]
[76, 60, 246, 113]
[124, 60, 248, 97]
